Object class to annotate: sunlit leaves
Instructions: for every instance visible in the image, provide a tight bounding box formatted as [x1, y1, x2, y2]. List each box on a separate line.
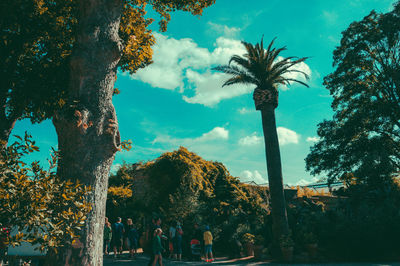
[0, 133, 91, 252]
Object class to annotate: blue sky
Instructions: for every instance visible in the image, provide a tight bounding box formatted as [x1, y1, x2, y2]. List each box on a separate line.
[12, 0, 397, 185]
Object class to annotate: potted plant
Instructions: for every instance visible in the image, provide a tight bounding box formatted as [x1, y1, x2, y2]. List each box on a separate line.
[303, 232, 318, 258]
[253, 235, 265, 259]
[280, 234, 294, 262]
[242, 233, 255, 256]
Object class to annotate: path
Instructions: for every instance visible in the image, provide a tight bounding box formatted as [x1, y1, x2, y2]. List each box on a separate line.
[103, 253, 400, 266]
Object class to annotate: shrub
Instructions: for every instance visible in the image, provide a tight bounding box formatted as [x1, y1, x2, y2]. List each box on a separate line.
[0, 133, 91, 252]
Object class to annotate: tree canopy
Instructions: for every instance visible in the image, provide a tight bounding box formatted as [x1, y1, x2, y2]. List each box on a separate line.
[107, 147, 271, 253]
[306, 2, 400, 185]
[0, 0, 215, 142]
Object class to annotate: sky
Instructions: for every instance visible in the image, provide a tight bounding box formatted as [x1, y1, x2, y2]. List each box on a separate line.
[11, 0, 397, 186]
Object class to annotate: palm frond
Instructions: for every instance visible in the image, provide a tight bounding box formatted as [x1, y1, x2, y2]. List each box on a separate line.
[213, 36, 309, 93]
[276, 77, 310, 88]
[222, 75, 257, 87]
[229, 55, 250, 69]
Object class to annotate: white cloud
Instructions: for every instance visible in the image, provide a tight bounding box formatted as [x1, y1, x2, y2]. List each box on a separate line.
[240, 170, 267, 184]
[110, 163, 121, 174]
[196, 127, 229, 141]
[132, 32, 312, 106]
[152, 126, 229, 146]
[183, 70, 254, 106]
[306, 136, 320, 143]
[207, 22, 241, 37]
[238, 133, 263, 146]
[277, 127, 300, 145]
[238, 107, 254, 114]
[278, 56, 312, 91]
[294, 179, 312, 186]
[288, 177, 320, 186]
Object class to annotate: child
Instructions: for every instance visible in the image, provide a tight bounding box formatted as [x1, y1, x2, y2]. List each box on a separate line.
[152, 228, 164, 266]
[203, 226, 214, 263]
[103, 222, 112, 255]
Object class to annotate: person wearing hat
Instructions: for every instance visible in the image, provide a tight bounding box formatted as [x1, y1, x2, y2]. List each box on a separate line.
[203, 226, 213, 263]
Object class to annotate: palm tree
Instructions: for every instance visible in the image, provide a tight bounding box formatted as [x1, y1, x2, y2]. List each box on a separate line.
[213, 37, 309, 246]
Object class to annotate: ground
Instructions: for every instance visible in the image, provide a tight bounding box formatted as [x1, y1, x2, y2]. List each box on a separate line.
[103, 252, 400, 266]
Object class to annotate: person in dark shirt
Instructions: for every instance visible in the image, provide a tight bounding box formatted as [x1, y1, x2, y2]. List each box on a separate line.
[126, 218, 139, 258]
[112, 217, 125, 258]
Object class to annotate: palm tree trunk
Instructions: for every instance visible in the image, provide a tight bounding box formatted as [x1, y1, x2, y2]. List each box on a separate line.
[52, 0, 123, 264]
[260, 104, 289, 245]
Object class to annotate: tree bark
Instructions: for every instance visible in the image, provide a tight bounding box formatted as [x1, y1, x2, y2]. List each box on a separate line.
[52, 0, 123, 265]
[0, 96, 18, 150]
[260, 104, 289, 246]
[0, 115, 17, 150]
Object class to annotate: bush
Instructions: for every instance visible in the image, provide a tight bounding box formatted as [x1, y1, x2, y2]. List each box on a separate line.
[0, 133, 91, 252]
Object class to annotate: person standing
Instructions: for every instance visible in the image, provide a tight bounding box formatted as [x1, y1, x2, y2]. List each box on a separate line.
[112, 217, 125, 258]
[126, 218, 139, 258]
[203, 226, 214, 263]
[147, 217, 162, 266]
[168, 222, 176, 259]
[104, 221, 112, 255]
[152, 228, 164, 266]
[175, 222, 183, 261]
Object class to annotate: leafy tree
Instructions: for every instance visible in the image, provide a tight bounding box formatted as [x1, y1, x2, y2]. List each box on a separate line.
[213, 38, 309, 248]
[0, 0, 155, 148]
[1, 0, 216, 263]
[0, 133, 91, 258]
[107, 147, 270, 255]
[0, 0, 75, 147]
[306, 1, 400, 186]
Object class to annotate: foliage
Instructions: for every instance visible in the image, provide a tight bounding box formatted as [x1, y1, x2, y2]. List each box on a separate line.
[0, 0, 215, 136]
[279, 233, 294, 248]
[107, 147, 270, 255]
[306, 1, 400, 185]
[241, 233, 255, 244]
[0, 133, 91, 252]
[302, 232, 317, 244]
[213, 37, 309, 107]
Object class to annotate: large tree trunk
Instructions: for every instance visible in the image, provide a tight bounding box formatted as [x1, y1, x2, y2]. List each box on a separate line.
[0, 101, 18, 150]
[260, 104, 289, 246]
[0, 116, 17, 150]
[53, 0, 123, 265]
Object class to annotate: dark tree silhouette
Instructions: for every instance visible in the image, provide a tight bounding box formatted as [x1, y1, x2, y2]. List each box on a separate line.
[306, 2, 400, 186]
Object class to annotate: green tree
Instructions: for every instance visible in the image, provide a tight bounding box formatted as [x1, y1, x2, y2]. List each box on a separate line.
[213, 38, 309, 248]
[306, 2, 400, 186]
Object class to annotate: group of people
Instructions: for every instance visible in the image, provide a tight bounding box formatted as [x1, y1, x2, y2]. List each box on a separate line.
[104, 217, 139, 258]
[104, 216, 214, 264]
[148, 217, 214, 265]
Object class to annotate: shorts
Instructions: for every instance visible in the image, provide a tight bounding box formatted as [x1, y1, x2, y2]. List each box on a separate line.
[112, 237, 123, 248]
[205, 244, 212, 253]
[153, 250, 161, 255]
[129, 238, 138, 249]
